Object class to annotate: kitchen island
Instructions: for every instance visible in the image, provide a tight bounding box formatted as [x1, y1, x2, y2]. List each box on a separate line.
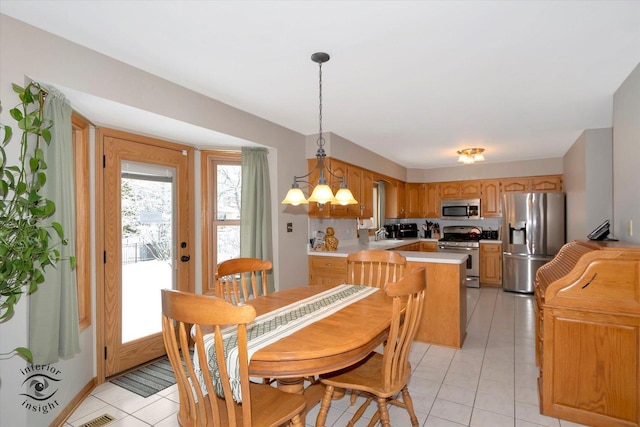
[308, 239, 467, 348]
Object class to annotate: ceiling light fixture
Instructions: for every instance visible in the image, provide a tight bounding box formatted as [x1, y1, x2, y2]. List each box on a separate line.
[457, 148, 486, 164]
[282, 52, 357, 207]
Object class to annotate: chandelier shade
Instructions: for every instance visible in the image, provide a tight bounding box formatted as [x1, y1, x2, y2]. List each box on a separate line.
[281, 52, 357, 206]
[457, 148, 486, 164]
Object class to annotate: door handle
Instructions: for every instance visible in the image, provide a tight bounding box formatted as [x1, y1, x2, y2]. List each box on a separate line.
[180, 255, 191, 262]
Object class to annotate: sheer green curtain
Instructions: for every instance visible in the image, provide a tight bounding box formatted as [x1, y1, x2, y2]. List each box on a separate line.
[29, 86, 80, 364]
[240, 147, 274, 292]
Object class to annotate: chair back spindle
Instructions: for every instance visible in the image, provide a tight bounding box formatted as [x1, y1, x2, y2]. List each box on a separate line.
[161, 289, 304, 427]
[347, 249, 407, 288]
[215, 258, 272, 304]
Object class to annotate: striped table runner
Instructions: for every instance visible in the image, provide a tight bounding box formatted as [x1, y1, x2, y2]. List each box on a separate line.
[194, 284, 378, 402]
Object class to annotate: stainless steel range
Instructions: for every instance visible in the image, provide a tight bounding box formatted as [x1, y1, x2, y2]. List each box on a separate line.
[438, 226, 481, 288]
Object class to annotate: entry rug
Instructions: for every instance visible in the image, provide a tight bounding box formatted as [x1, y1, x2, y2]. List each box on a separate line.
[110, 354, 185, 398]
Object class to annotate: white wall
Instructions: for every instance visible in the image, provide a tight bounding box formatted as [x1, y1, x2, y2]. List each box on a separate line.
[407, 157, 563, 182]
[613, 63, 640, 244]
[307, 132, 407, 181]
[0, 14, 310, 426]
[563, 128, 613, 241]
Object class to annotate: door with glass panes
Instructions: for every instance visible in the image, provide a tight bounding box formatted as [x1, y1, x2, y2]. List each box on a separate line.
[101, 129, 192, 377]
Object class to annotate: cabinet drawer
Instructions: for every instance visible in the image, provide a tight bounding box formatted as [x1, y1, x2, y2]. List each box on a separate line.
[309, 256, 347, 273]
[481, 243, 501, 253]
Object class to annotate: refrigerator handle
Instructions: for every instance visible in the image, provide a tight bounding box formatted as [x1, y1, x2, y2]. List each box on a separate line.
[503, 252, 552, 261]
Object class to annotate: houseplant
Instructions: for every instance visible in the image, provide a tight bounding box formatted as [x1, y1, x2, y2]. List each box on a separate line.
[0, 82, 74, 361]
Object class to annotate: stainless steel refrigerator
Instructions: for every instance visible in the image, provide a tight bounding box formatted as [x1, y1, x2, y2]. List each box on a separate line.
[502, 192, 565, 293]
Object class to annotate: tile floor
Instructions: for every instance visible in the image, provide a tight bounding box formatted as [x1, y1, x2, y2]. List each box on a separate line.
[64, 287, 589, 427]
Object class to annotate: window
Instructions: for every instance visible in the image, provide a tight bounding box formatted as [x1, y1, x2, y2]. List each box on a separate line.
[72, 113, 91, 330]
[201, 151, 242, 294]
[214, 163, 241, 262]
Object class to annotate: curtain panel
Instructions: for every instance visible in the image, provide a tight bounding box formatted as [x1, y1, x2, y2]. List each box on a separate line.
[29, 86, 80, 364]
[240, 147, 274, 293]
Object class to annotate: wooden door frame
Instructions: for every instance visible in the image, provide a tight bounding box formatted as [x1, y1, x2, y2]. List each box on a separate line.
[95, 128, 195, 383]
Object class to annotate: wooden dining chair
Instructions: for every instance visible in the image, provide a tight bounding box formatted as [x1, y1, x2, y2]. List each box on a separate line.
[315, 267, 427, 427]
[161, 289, 305, 427]
[214, 258, 272, 304]
[346, 249, 407, 288]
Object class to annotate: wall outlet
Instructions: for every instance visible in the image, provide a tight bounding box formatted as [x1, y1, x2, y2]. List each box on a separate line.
[287, 222, 293, 233]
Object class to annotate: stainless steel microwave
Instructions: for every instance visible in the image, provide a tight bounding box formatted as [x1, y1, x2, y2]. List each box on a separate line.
[441, 199, 481, 220]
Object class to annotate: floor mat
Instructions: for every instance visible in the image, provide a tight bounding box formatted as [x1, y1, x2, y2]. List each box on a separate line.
[110, 357, 177, 398]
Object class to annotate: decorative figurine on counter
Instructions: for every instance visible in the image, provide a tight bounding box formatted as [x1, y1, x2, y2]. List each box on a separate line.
[324, 227, 339, 251]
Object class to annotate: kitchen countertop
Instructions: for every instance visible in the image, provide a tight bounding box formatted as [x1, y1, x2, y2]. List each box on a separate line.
[308, 238, 467, 264]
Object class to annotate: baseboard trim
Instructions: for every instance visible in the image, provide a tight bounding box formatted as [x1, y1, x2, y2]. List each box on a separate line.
[50, 377, 96, 427]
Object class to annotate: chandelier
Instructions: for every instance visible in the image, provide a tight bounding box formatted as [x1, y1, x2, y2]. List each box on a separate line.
[457, 148, 485, 164]
[281, 52, 357, 206]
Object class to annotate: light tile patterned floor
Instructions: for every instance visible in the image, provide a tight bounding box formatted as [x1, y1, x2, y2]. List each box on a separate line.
[65, 288, 589, 427]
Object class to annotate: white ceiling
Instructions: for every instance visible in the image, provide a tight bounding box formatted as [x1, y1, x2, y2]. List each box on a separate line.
[2, 1, 639, 169]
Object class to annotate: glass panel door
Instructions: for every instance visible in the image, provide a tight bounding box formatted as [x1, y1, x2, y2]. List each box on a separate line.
[102, 131, 192, 378]
[121, 162, 175, 343]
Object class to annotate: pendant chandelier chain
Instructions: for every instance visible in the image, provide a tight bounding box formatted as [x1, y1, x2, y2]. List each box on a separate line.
[317, 61, 325, 148]
[280, 51, 358, 207]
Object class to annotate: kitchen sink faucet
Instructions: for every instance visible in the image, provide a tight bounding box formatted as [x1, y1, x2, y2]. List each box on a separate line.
[374, 227, 388, 241]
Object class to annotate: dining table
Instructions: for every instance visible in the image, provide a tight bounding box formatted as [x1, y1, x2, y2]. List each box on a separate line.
[198, 283, 400, 419]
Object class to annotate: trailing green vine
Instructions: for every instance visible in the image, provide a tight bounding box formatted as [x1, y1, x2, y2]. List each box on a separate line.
[0, 82, 75, 361]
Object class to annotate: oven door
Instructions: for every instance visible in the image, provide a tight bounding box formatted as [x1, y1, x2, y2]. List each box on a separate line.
[437, 246, 480, 288]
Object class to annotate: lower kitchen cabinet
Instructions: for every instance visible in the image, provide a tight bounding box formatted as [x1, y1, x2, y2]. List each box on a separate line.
[420, 241, 438, 252]
[480, 242, 502, 286]
[396, 242, 421, 251]
[308, 253, 467, 348]
[308, 256, 347, 286]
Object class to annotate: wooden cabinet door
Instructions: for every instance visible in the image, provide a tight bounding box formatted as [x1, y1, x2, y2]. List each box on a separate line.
[328, 158, 349, 217]
[358, 169, 374, 218]
[480, 243, 502, 286]
[424, 183, 440, 218]
[460, 180, 481, 198]
[384, 179, 406, 218]
[440, 181, 461, 199]
[531, 175, 563, 192]
[396, 243, 420, 251]
[397, 181, 406, 218]
[501, 177, 530, 193]
[542, 309, 640, 426]
[420, 241, 438, 252]
[405, 183, 424, 217]
[384, 179, 400, 218]
[481, 180, 501, 217]
[308, 256, 347, 286]
[501, 175, 563, 193]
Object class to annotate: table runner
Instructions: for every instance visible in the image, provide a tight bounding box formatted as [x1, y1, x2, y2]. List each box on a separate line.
[194, 284, 378, 402]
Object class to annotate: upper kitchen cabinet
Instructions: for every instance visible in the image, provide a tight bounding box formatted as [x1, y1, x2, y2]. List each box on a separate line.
[327, 158, 350, 217]
[405, 183, 426, 217]
[384, 179, 406, 218]
[307, 158, 373, 218]
[480, 179, 501, 217]
[440, 181, 482, 199]
[501, 175, 563, 193]
[531, 175, 563, 192]
[406, 182, 440, 218]
[352, 166, 374, 218]
[424, 183, 441, 218]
